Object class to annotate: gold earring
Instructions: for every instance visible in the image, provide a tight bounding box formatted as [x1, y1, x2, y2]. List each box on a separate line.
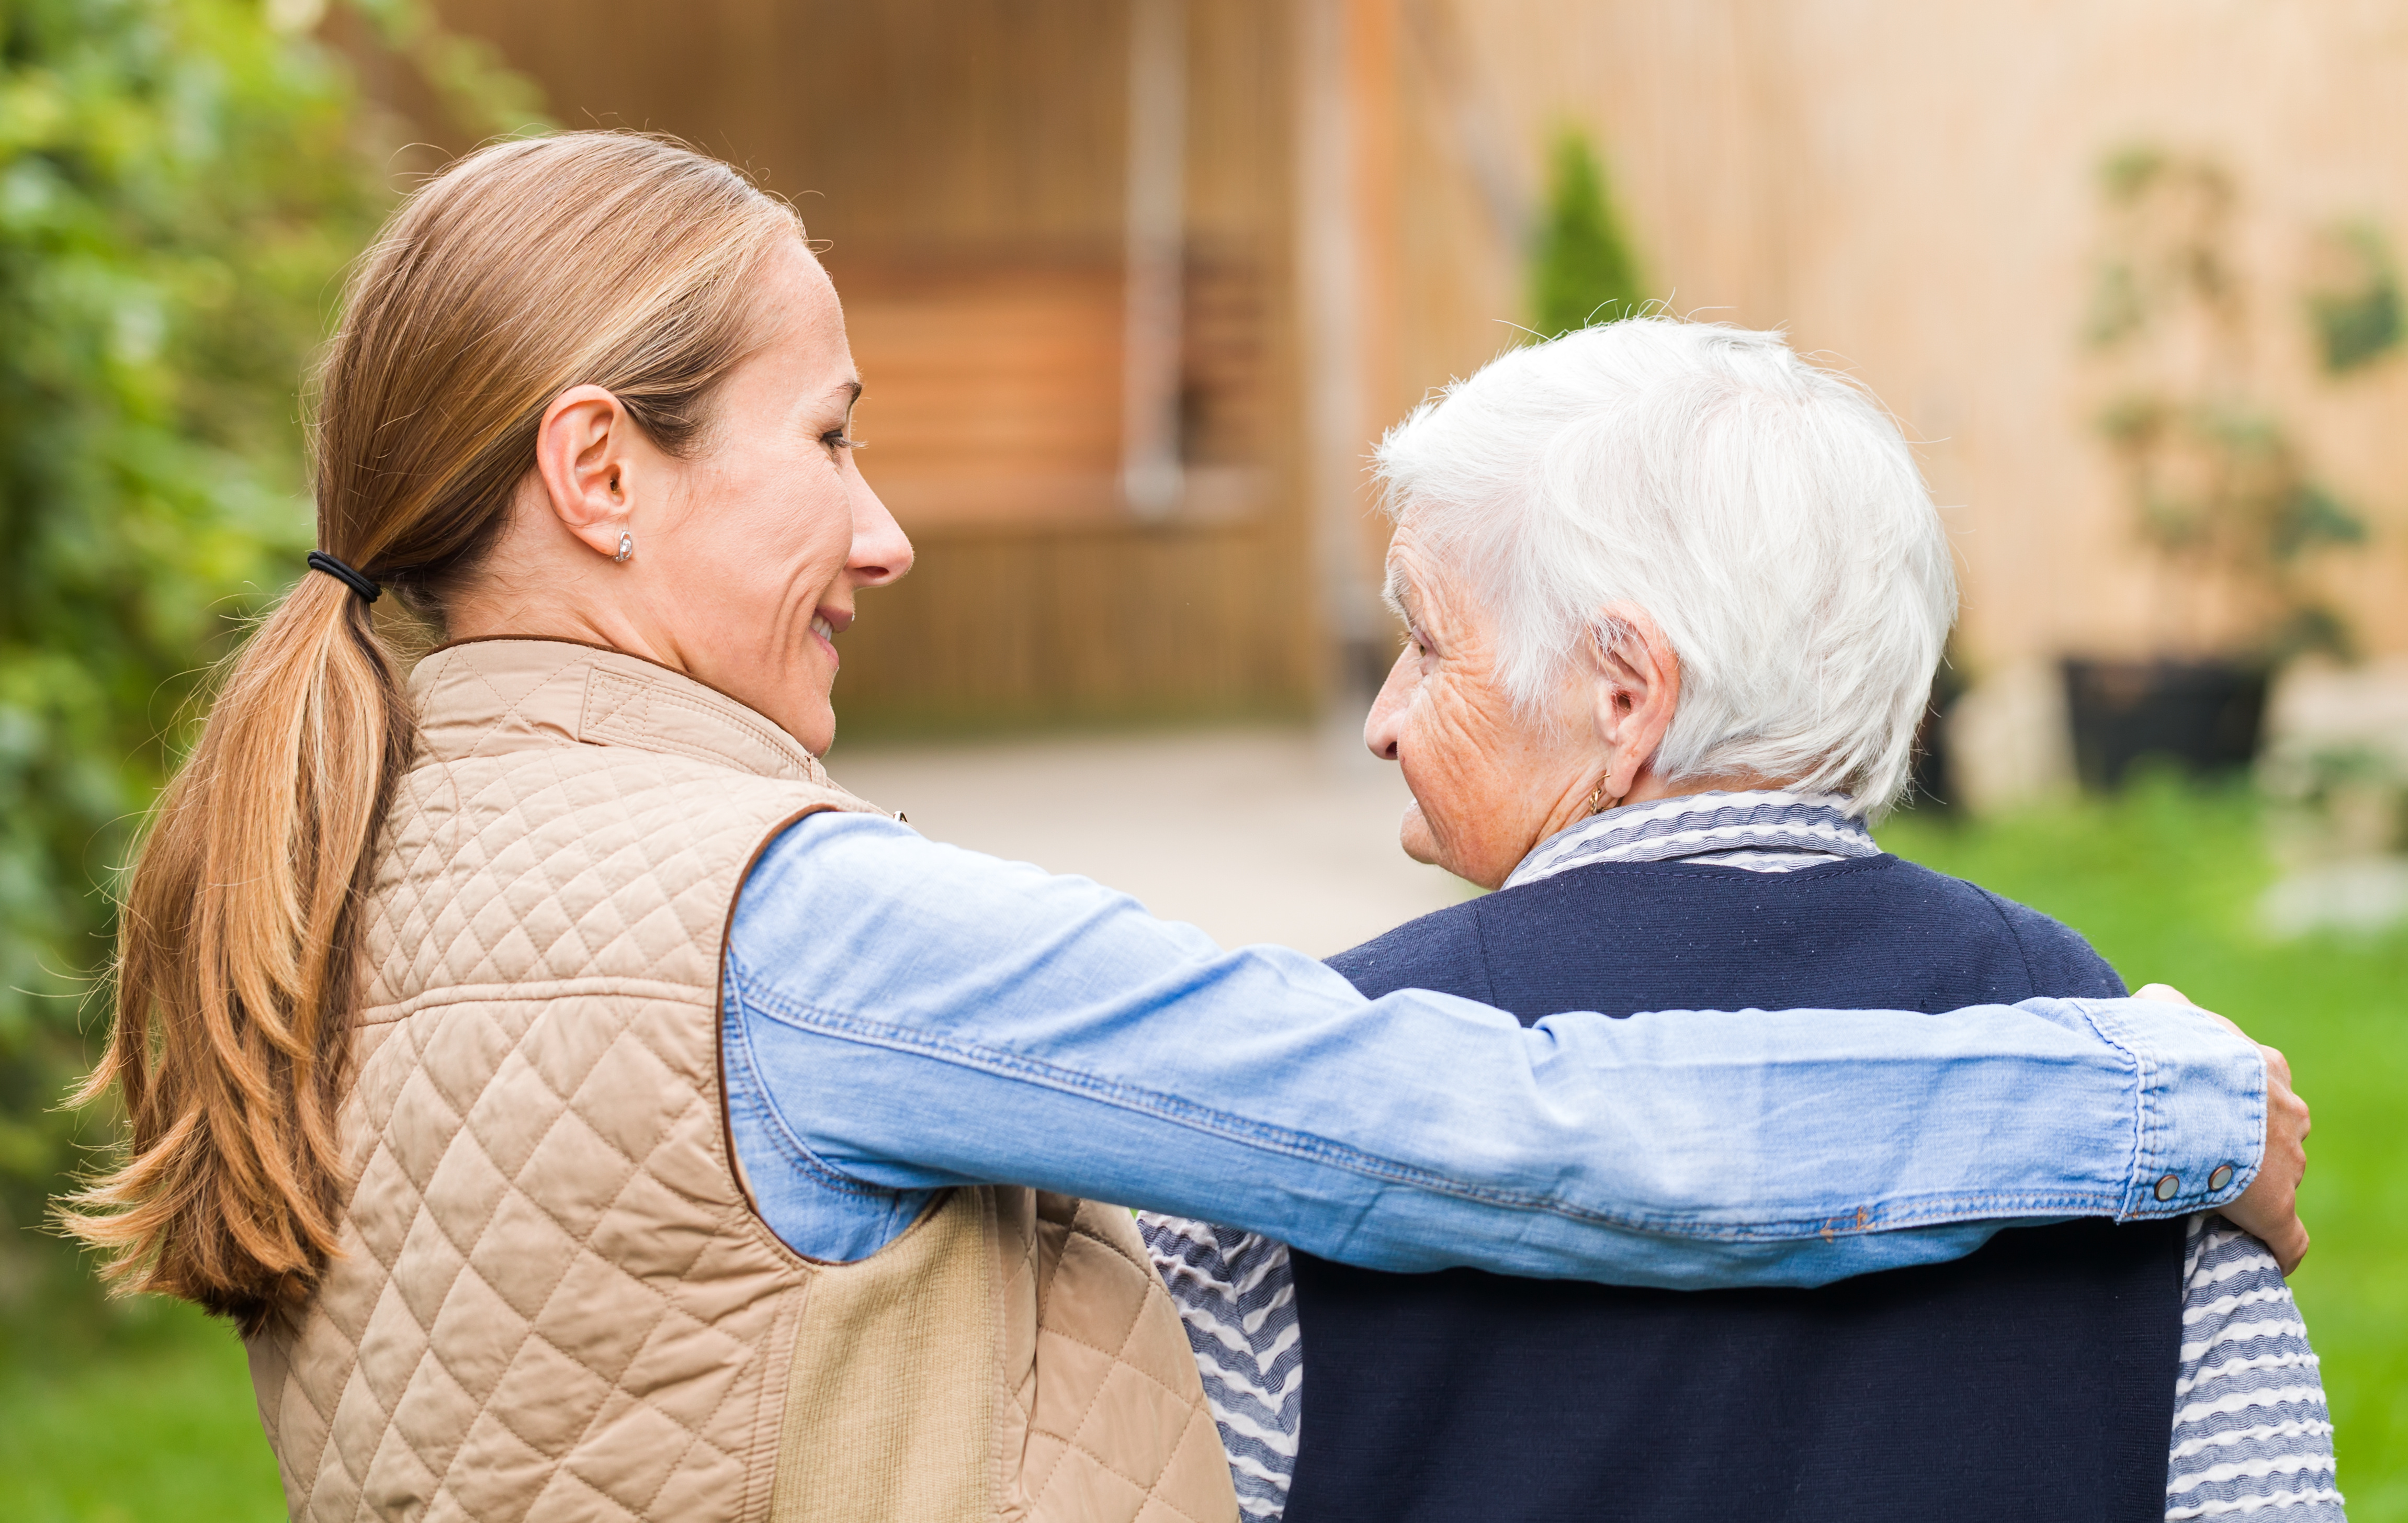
[1587, 772, 1617, 815]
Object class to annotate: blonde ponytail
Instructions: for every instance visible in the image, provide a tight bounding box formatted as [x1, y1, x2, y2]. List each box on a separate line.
[63, 132, 800, 1331]
[68, 576, 409, 1327]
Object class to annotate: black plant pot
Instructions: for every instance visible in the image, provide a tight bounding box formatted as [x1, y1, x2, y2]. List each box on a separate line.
[2061, 657, 2270, 792]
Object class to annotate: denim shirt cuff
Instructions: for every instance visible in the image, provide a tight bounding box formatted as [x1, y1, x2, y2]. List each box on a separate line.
[2071, 997, 2268, 1220]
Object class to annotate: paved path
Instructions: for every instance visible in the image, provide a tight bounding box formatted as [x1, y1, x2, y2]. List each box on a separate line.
[823, 725, 1470, 958]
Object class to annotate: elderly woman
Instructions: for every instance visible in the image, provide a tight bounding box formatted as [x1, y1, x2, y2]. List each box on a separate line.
[1139, 320, 2338, 1523]
[71, 136, 2302, 1522]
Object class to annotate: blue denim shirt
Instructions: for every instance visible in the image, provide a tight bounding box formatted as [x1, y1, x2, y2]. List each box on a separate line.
[721, 812, 2265, 1288]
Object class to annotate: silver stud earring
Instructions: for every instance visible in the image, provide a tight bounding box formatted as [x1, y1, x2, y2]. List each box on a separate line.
[614, 530, 635, 563]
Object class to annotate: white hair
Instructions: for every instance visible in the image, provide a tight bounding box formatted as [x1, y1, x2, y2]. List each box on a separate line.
[1375, 318, 1956, 816]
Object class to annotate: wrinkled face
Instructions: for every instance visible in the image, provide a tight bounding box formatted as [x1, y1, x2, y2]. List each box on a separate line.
[1364, 517, 1606, 890]
[630, 241, 910, 753]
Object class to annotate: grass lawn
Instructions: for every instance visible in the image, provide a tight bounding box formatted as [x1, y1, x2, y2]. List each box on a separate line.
[1883, 781, 2408, 1521]
[0, 1296, 280, 1523]
[1, 780, 2398, 1519]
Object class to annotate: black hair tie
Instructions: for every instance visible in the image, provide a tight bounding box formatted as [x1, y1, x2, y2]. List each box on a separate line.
[307, 550, 381, 604]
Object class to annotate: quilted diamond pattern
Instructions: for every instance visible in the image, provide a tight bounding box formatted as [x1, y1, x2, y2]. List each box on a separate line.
[252, 643, 868, 1522]
[1001, 1197, 1239, 1523]
[250, 641, 1236, 1523]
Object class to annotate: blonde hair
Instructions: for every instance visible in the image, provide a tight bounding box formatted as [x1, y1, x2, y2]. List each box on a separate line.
[63, 132, 802, 1332]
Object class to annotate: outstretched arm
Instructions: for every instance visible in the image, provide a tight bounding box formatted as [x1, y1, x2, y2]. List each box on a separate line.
[724, 814, 2281, 1289]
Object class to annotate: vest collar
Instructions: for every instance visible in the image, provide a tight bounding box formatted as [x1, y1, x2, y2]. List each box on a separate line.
[408, 637, 839, 788]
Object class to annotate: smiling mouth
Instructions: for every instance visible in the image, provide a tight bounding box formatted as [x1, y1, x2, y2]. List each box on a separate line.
[810, 614, 839, 666]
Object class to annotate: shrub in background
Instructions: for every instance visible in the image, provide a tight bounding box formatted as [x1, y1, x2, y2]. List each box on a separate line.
[1530, 130, 1644, 337]
[2084, 145, 2369, 665]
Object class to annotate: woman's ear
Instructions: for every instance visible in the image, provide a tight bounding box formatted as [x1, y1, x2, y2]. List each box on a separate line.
[1584, 602, 1680, 798]
[533, 384, 641, 559]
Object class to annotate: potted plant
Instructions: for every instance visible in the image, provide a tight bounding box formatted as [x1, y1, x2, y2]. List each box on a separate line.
[2072, 147, 2378, 789]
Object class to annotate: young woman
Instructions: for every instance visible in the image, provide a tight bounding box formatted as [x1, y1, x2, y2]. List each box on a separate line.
[67, 133, 2300, 1523]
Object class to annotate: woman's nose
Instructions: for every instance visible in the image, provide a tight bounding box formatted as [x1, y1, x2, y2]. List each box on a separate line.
[848, 482, 914, 586]
[1363, 649, 1412, 761]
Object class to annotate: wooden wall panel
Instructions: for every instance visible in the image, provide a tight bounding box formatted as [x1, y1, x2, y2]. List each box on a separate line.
[841, 264, 1126, 527]
[829, 521, 1318, 733]
[423, 0, 1129, 258]
[400, 0, 1317, 728]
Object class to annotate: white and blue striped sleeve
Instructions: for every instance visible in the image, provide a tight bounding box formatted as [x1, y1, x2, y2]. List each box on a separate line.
[1138, 1213, 1305, 1521]
[2166, 1214, 2344, 1519]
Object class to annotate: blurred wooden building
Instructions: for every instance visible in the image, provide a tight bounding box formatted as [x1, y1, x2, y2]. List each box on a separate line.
[369, 0, 2408, 741]
[371, 0, 1418, 733]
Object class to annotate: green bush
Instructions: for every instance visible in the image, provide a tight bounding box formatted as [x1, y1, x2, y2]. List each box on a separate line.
[0, 0, 536, 1340]
[1529, 130, 1645, 337]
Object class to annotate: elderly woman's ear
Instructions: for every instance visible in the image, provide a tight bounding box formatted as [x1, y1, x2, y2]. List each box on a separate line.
[1584, 603, 1681, 808]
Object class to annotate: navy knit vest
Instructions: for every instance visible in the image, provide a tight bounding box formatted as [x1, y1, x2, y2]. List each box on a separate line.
[1287, 853, 2183, 1523]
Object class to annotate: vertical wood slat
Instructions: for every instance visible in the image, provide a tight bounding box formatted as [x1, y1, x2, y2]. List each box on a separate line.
[1123, 0, 1191, 518]
[832, 521, 1318, 733]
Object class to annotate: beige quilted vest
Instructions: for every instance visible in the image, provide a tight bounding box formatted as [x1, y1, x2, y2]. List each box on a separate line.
[246, 639, 1237, 1523]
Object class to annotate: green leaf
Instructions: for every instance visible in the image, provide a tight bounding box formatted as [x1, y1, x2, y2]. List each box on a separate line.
[2305, 221, 2402, 375]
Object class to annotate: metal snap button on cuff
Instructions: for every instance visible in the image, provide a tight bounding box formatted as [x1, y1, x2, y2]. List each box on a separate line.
[2154, 1172, 2181, 1202]
[2209, 1163, 2235, 1192]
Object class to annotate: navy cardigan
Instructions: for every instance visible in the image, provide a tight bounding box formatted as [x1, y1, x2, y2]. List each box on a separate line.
[1286, 853, 2183, 1523]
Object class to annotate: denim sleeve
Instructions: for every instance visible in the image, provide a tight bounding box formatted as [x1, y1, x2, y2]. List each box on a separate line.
[722, 813, 2267, 1290]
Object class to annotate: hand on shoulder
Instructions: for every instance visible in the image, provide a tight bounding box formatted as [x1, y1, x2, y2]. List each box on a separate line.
[2136, 983, 2310, 1273]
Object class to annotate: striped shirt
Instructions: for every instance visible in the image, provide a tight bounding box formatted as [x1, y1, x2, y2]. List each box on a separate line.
[2171, 1215, 2343, 1517]
[1139, 791, 2343, 1521]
